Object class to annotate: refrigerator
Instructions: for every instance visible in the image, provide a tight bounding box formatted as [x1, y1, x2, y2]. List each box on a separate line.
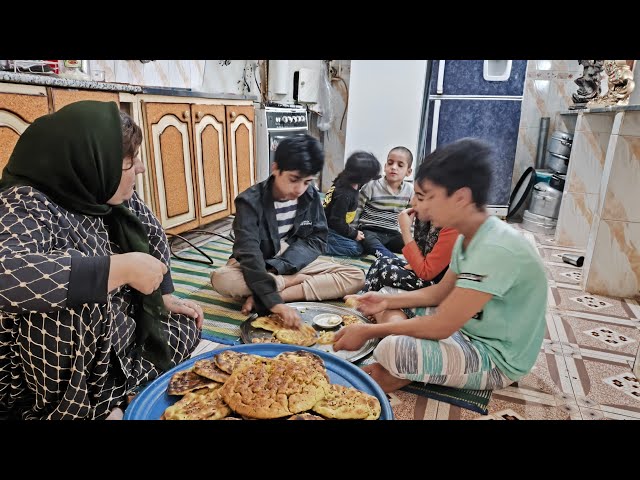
[423, 60, 527, 216]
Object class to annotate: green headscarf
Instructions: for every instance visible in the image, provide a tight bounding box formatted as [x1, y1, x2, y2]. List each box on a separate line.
[0, 100, 172, 370]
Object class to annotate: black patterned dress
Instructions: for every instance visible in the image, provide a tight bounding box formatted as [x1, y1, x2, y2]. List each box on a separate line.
[0, 186, 200, 419]
[363, 220, 443, 292]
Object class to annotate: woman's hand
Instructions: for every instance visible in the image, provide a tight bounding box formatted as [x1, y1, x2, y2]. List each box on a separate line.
[109, 252, 167, 294]
[356, 230, 365, 241]
[163, 294, 204, 329]
[344, 292, 388, 316]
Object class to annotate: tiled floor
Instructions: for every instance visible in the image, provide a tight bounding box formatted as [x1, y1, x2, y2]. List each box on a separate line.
[182, 219, 640, 420]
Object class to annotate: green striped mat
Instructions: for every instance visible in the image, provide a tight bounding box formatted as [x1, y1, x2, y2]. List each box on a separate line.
[170, 237, 375, 344]
[171, 236, 492, 414]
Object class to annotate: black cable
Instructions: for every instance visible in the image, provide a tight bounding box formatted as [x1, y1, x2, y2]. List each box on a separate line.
[167, 230, 234, 265]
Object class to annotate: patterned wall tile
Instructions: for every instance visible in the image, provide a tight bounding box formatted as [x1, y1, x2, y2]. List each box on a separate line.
[169, 61, 191, 89]
[547, 79, 576, 116]
[565, 130, 609, 194]
[511, 126, 539, 190]
[555, 192, 599, 248]
[584, 220, 640, 298]
[90, 60, 115, 82]
[581, 111, 616, 134]
[115, 60, 144, 85]
[519, 79, 550, 127]
[190, 61, 206, 90]
[142, 60, 171, 88]
[601, 135, 640, 222]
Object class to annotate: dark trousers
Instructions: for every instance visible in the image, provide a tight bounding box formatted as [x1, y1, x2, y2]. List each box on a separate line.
[360, 228, 405, 258]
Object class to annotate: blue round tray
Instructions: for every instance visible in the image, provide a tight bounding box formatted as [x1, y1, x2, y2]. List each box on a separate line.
[125, 343, 393, 420]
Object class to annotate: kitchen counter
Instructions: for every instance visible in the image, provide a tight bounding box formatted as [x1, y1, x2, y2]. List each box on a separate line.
[560, 104, 640, 115]
[0, 71, 258, 101]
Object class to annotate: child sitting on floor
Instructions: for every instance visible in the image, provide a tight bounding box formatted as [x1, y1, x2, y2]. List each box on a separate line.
[322, 151, 381, 256]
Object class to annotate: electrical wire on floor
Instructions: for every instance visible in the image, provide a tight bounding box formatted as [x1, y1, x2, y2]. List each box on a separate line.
[167, 229, 234, 265]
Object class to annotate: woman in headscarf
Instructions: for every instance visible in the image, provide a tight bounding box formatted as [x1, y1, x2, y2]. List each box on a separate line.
[0, 101, 203, 419]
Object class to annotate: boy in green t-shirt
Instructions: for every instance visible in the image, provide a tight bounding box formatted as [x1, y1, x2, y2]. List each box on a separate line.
[334, 138, 548, 393]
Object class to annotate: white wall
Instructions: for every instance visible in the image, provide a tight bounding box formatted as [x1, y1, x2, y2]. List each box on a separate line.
[344, 60, 427, 177]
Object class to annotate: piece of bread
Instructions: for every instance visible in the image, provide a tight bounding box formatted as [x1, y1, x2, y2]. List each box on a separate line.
[163, 387, 231, 420]
[312, 384, 381, 420]
[214, 351, 267, 374]
[288, 413, 325, 420]
[341, 314, 361, 327]
[250, 314, 286, 332]
[317, 330, 336, 345]
[193, 359, 231, 383]
[220, 356, 330, 419]
[274, 323, 318, 347]
[344, 297, 359, 309]
[167, 369, 220, 396]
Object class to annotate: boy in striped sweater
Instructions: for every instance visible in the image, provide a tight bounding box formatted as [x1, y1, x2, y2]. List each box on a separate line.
[353, 146, 414, 258]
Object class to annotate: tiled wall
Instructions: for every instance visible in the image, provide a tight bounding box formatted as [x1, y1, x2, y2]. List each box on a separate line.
[583, 110, 640, 298]
[91, 60, 207, 90]
[512, 60, 581, 191]
[555, 112, 614, 248]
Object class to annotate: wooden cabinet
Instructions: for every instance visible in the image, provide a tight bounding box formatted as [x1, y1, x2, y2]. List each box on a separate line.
[142, 98, 255, 235]
[0, 84, 49, 173]
[226, 105, 256, 214]
[50, 87, 119, 111]
[0, 82, 254, 234]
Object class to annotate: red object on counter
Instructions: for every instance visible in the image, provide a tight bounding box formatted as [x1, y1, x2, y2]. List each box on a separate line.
[47, 60, 59, 74]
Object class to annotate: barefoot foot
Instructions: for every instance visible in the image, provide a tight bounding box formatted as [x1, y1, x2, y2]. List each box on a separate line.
[241, 295, 255, 315]
[361, 362, 411, 393]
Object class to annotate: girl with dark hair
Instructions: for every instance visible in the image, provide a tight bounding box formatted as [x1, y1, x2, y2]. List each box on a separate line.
[322, 151, 381, 256]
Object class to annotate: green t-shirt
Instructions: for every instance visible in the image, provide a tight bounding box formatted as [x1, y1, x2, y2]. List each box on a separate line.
[450, 216, 548, 381]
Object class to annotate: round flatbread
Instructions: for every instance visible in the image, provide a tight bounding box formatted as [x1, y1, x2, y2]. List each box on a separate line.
[167, 369, 220, 396]
[274, 323, 318, 347]
[193, 359, 231, 383]
[163, 387, 231, 420]
[312, 384, 381, 420]
[214, 351, 267, 374]
[251, 314, 285, 332]
[220, 356, 330, 419]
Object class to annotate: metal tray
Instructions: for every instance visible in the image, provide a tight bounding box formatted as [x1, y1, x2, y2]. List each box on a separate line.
[239, 302, 378, 363]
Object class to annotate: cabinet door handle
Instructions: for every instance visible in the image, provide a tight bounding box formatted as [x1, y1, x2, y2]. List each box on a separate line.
[230, 111, 237, 119]
[195, 111, 203, 121]
[182, 110, 190, 120]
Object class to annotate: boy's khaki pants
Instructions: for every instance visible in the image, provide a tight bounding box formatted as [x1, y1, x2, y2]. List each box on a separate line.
[210, 257, 364, 302]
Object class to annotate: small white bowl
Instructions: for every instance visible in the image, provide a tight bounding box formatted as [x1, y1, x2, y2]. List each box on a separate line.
[313, 313, 343, 329]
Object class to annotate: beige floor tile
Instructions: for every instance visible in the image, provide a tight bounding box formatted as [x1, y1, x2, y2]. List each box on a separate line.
[563, 355, 640, 414]
[554, 287, 631, 318]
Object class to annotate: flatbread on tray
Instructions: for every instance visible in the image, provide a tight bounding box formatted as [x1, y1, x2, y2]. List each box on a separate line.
[219, 355, 330, 419]
[312, 384, 381, 420]
[164, 387, 231, 420]
[251, 314, 286, 332]
[193, 359, 231, 383]
[274, 323, 318, 347]
[167, 369, 220, 396]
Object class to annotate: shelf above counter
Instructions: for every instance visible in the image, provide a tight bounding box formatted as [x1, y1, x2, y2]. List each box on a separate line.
[0, 71, 258, 101]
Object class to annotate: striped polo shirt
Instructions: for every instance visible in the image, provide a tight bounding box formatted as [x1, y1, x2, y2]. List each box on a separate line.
[353, 177, 413, 232]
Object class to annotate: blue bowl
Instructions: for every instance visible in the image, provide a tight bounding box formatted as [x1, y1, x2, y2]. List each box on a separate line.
[125, 343, 393, 420]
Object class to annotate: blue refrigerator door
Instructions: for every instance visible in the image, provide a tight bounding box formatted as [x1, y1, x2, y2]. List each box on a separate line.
[425, 98, 523, 207]
[429, 60, 527, 96]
